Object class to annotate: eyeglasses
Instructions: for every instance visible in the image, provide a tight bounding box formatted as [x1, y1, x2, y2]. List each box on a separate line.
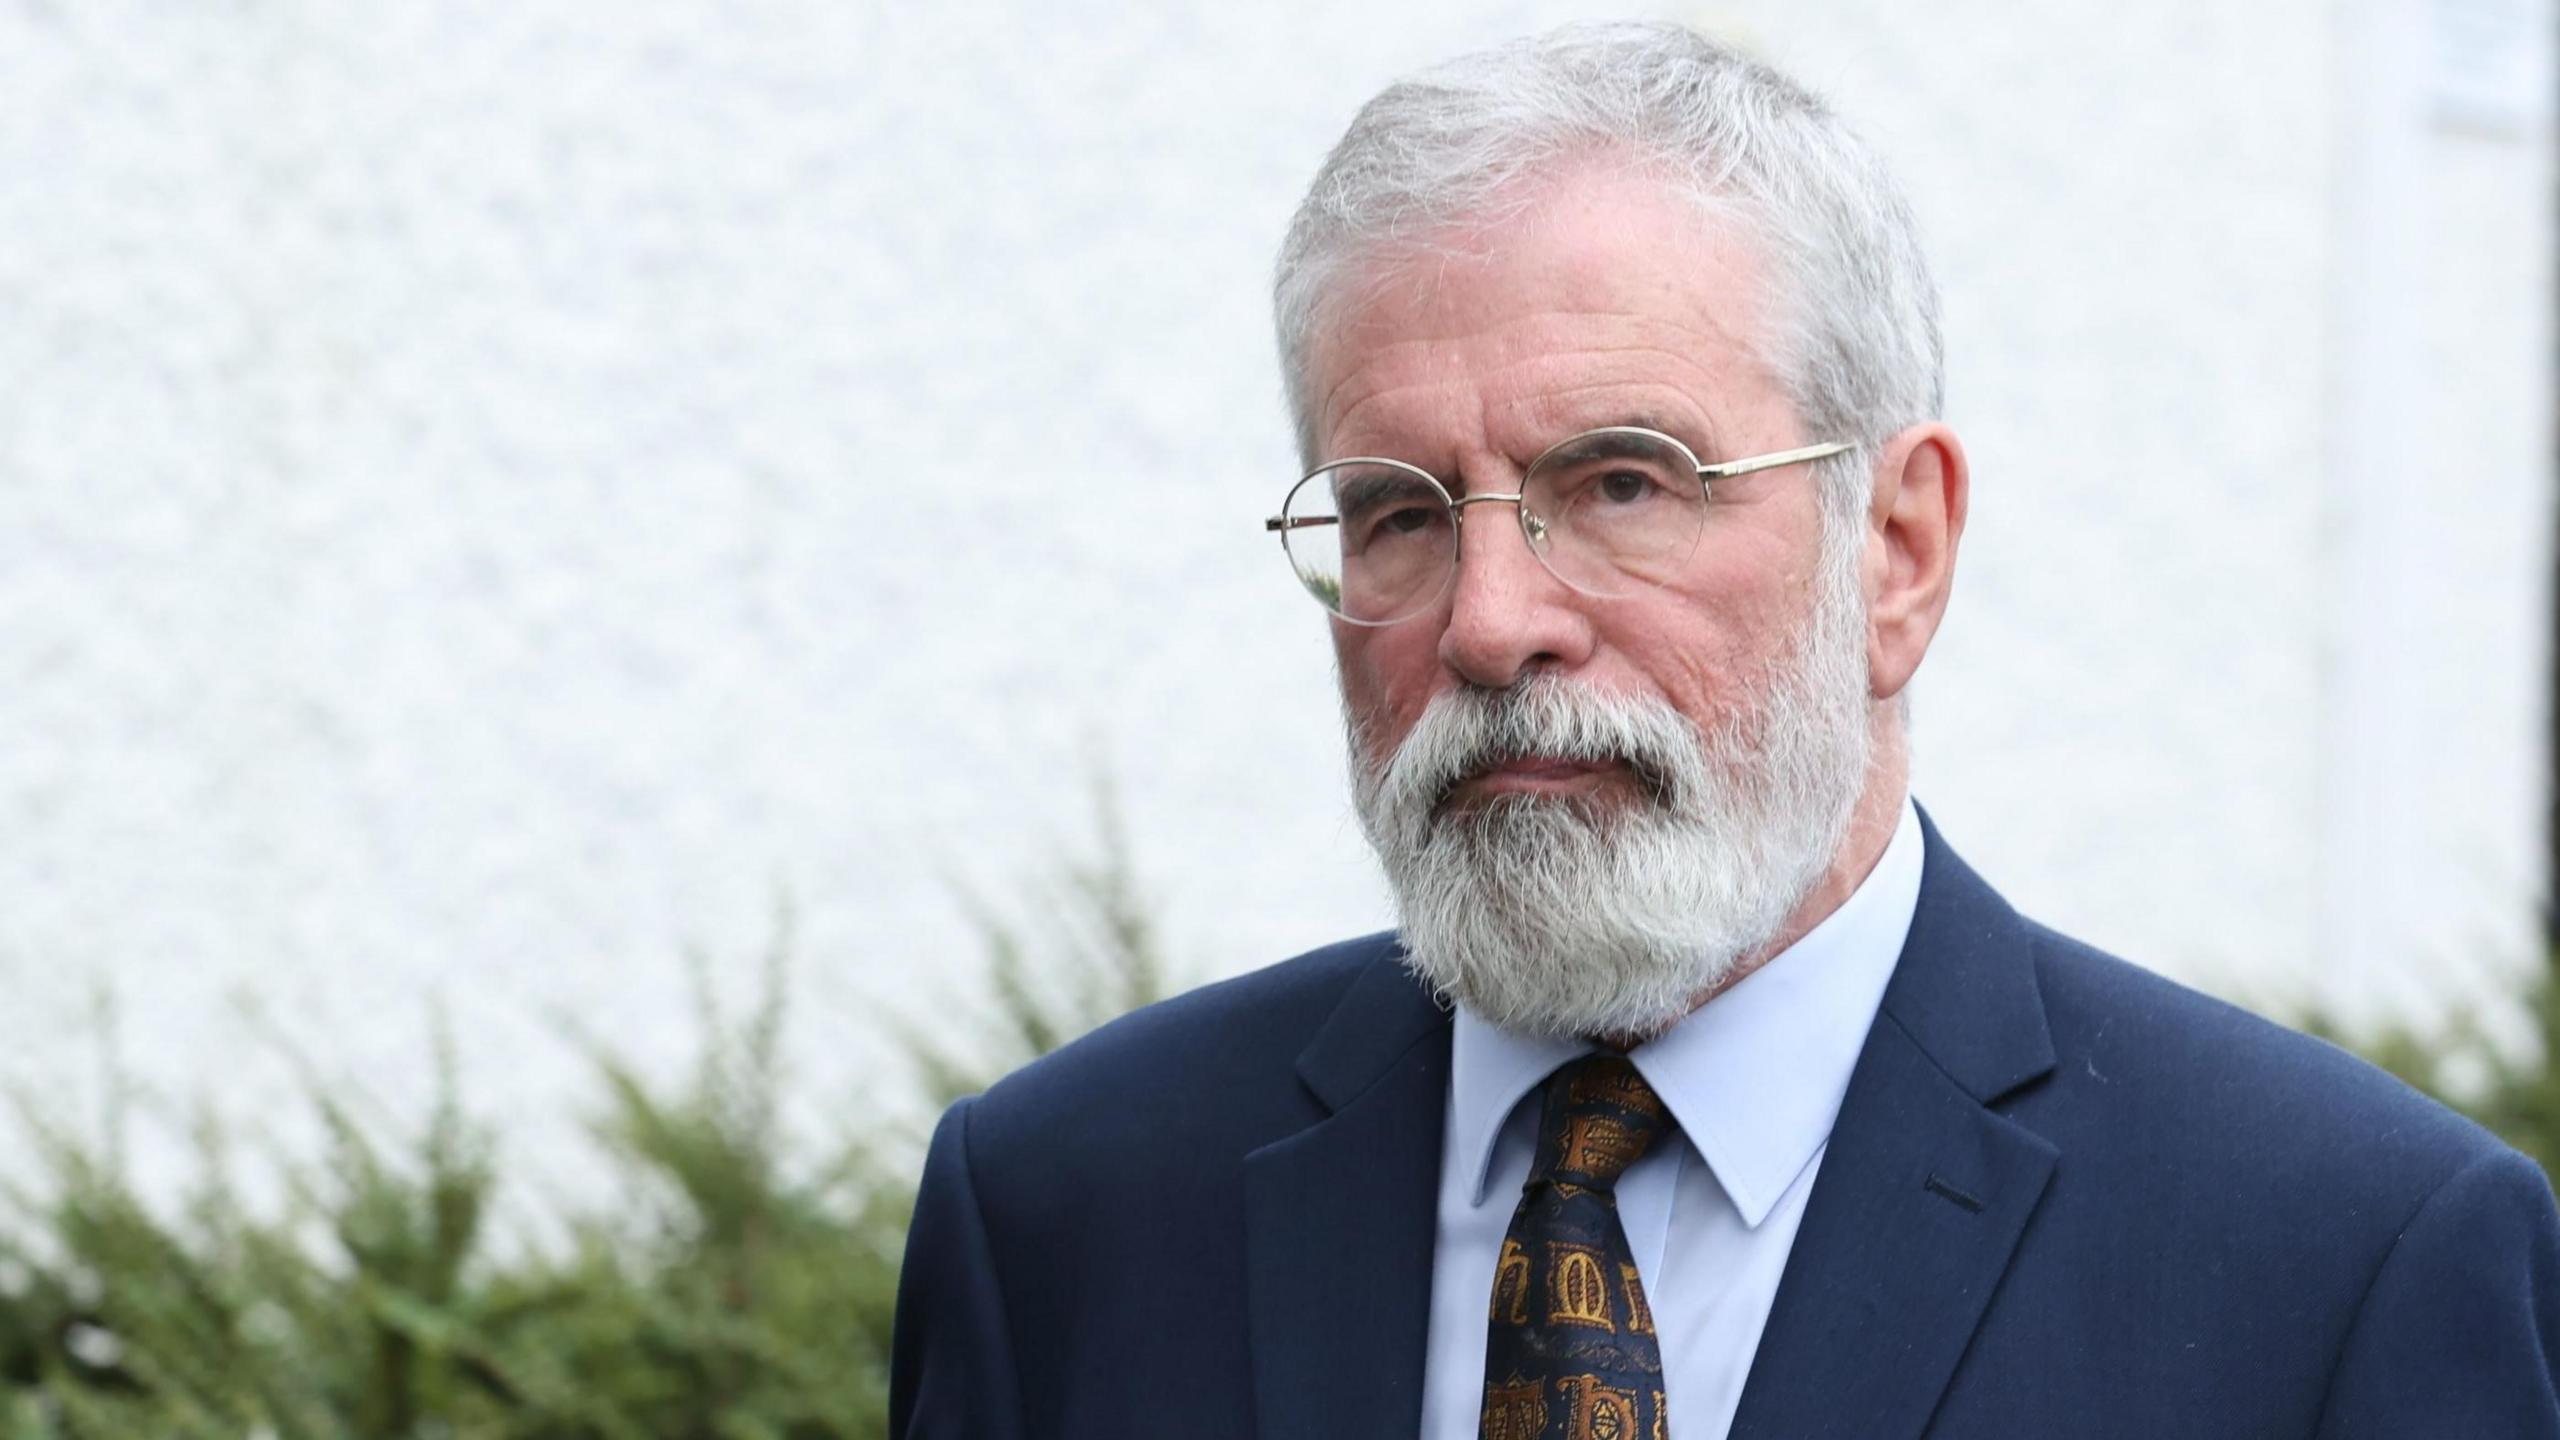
[1265, 427, 1851, 626]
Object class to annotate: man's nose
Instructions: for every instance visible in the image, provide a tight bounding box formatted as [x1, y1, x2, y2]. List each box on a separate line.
[1434, 496, 1598, 688]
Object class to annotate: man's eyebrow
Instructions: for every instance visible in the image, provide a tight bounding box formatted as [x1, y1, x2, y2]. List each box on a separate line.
[1577, 413, 1721, 457]
[1539, 427, 1678, 466]
[1331, 469, 1415, 516]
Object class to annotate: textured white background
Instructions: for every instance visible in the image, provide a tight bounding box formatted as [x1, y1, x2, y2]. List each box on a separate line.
[0, 0, 2549, 1200]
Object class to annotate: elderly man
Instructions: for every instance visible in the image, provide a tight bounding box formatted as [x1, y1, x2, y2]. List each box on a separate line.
[891, 23, 2560, 1440]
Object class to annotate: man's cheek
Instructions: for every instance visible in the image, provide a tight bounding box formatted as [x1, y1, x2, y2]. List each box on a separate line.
[1335, 638, 1413, 741]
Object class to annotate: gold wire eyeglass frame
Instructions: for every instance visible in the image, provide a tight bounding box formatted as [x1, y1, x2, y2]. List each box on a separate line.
[1264, 426, 1852, 625]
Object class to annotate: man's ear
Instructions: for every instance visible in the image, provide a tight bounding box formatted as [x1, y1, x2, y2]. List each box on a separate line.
[1863, 422, 1968, 701]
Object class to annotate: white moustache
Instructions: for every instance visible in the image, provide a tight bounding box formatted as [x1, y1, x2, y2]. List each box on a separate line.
[1373, 677, 1702, 826]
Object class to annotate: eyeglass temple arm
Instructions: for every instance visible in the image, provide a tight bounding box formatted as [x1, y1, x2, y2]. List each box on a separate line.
[1265, 515, 1337, 532]
[1696, 441, 1854, 479]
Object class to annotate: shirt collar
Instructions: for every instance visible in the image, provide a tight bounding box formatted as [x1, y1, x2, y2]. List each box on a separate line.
[1448, 796, 1926, 1226]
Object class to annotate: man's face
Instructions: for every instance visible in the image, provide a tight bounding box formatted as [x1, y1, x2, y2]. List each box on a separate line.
[1305, 168, 1881, 1039]
[1309, 169, 1849, 808]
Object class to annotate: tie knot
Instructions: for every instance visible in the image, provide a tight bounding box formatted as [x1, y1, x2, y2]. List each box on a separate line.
[1530, 1055, 1672, 1193]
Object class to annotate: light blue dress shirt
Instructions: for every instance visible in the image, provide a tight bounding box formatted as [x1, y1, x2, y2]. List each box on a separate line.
[1418, 797, 1925, 1440]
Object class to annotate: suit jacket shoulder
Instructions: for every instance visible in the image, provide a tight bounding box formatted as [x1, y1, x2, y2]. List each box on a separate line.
[2015, 916, 2507, 1211]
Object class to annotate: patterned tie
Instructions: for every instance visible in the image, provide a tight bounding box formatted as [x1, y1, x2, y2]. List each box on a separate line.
[1479, 1055, 1676, 1440]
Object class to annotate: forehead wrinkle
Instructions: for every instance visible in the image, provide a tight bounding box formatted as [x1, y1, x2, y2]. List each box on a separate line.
[1320, 371, 1477, 464]
[1318, 313, 1760, 424]
[1315, 300, 1738, 400]
[1322, 346, 1744, 464]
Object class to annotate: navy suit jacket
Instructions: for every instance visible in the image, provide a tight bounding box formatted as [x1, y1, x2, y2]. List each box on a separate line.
[892, 820, 2560, 1436]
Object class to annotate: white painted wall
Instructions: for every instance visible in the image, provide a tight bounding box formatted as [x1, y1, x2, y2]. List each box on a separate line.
[0, 0, 2547, 1195]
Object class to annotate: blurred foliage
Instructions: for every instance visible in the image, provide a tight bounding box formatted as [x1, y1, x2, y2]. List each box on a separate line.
[0, 803, 1174, 1438]
[2299, 951, 2560, 1176]
[898, 776, 1168, 1114]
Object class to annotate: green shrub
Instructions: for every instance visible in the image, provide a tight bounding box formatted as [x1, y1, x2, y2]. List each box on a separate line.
[0, 806, 1173, 1439]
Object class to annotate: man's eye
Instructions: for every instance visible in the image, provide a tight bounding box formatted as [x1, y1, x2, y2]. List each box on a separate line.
[1342, 500, 1445, 552]
[1596, 469, 1660, 503]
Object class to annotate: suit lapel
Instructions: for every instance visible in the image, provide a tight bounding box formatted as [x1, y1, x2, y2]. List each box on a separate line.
[1730, 818, 2062, 1440]
[1243, 950, 1452, 1440]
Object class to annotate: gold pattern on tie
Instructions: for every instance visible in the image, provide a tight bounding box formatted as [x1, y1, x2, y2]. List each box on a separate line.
[1479, 1055, 1677, 1440]
[1493, 1239, 1533, 1325]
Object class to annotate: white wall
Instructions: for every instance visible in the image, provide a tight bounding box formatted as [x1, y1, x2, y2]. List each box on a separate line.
[0, 0, 2547, 1196]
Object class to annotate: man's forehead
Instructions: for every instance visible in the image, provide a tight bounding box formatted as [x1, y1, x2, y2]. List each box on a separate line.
[1317, 345, 1740, 459]
[1302, 170, 1780, 454]
[1309, 291, 1775, 465]
[1323, 198, 1768, 346]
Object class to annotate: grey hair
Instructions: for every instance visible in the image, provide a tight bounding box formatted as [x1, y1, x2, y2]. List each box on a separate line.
[1273, 22, 1942, 522]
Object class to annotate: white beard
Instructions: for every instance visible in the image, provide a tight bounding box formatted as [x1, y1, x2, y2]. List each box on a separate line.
[1348, 523, 1874, 1041]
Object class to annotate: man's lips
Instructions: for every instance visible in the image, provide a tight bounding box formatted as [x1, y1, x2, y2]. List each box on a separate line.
[1444, 755, 1633, 803]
